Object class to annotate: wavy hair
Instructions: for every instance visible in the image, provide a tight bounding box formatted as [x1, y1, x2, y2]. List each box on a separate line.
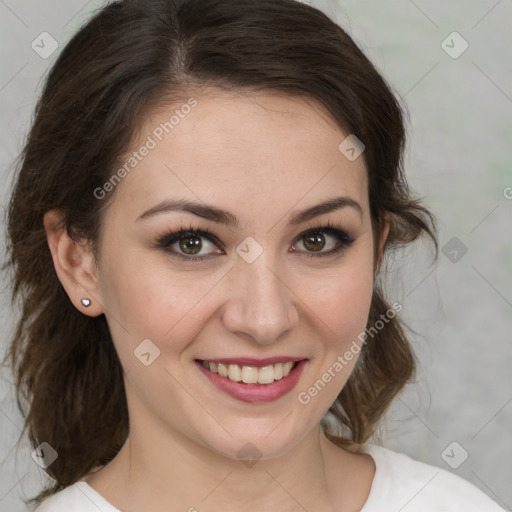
[4, 0, 437, 504]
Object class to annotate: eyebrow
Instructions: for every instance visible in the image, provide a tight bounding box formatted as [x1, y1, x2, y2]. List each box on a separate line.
[136, 196, 363, 227]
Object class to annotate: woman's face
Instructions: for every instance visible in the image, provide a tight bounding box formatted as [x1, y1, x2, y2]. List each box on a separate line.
[94, 90, 382, 460]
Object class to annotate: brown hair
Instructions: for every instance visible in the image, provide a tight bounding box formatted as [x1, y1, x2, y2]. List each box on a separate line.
[4, 0, 437, 504]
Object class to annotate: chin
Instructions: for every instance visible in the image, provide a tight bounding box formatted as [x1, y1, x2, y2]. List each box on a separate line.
[195, 413, 317, 463]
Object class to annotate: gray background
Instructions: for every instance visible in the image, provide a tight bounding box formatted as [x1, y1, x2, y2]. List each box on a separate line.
[1, 0, 511, 510]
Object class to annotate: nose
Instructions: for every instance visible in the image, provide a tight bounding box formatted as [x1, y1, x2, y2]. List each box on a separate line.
[221, 253, 299, 345]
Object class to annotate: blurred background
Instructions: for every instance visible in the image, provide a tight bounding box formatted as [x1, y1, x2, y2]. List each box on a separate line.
[1, 0, 511, 510]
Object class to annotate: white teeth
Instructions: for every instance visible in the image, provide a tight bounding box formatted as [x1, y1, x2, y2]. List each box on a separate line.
[273, 363, 283, 380]
[258, 365, 275, 384]
[228, 364, 241, 382]
[217, 362, 229, 378]
[201, 360, 298, 384]
[241, 365, 258, 384]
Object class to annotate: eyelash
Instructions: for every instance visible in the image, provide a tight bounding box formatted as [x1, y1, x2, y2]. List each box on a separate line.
[155, 221, 355, 262]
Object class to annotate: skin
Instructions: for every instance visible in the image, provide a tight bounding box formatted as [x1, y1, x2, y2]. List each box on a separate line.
[44, 90, 389, 512]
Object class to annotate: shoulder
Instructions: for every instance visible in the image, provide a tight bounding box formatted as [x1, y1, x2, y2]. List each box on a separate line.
[34, 481, 120, 512]
[360, 444, 506, 512]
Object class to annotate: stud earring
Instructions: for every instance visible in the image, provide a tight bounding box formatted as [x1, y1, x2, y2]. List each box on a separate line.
[81, 298, 91, 308]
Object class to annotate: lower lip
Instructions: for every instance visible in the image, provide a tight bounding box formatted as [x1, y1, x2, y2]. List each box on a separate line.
[195, 360, 308, 403]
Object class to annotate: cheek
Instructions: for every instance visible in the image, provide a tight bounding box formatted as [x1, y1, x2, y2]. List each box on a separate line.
[296, 267, 374, 410]
[307, 253, 375, 345]
[340, 270, 373, 332]
[293, 271, 374, 420]
[98, 248, 223, 356]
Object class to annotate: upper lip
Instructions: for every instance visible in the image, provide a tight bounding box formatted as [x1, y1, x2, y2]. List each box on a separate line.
[197, 357, 307, 367]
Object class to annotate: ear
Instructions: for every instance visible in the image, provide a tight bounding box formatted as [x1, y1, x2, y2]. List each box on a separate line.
[43, 210, 104, 317]
[374, 213, 391, 278]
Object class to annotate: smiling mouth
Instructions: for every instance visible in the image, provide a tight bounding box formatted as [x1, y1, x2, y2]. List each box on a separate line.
[198, 359, 299, 385]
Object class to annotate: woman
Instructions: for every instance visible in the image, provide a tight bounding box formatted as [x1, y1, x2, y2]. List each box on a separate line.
[4, 0, 505, 510]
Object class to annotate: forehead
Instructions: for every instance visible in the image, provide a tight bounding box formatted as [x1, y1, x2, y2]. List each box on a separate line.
[108, 90, 369, 223]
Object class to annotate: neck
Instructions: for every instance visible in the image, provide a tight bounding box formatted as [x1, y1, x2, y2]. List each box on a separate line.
[85, 390, 374, 512]
[140, 432, 332, 510]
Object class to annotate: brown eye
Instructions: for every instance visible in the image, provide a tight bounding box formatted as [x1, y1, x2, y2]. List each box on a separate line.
[303, 233, 327, 252]
[295, 231, 339, 254]
[179, 236, 203, 255]
[292, 226, 355, 258]
[156, 227, 223, 261]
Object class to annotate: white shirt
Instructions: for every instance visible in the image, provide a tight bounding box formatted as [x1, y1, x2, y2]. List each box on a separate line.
[35, 443, 506, 511]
